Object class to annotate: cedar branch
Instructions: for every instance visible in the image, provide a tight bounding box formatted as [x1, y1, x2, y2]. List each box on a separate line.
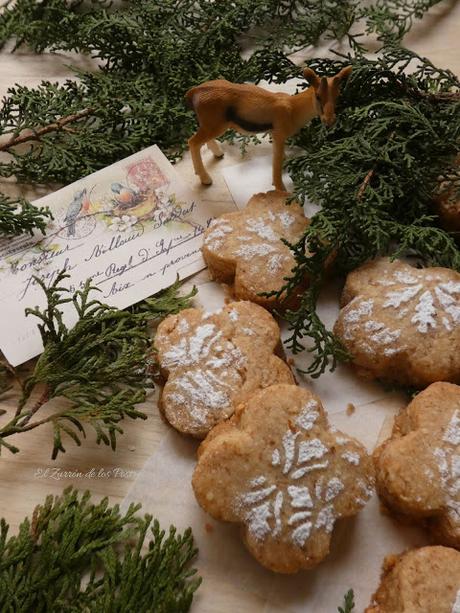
[15, 385, 49, 422]
[0, 108, 95, 152]
[357, 168, 375, 200]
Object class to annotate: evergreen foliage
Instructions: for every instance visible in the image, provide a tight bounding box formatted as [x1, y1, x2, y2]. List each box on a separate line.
[0, 487, 201, 612]
[274, 47, 460, 375]
[0, 194, 52, 236]
[338, 588, 355, 613]
[0, 0, 458, 375]
[0, 0, 447, 184]
[0, 273, 196, 457]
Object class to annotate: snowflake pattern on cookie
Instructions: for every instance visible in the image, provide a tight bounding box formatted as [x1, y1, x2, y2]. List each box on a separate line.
[192, 384, 373, 573]
[334, 258, 460, 387]
[375, 383, 460, 548]
[155, 301, 294, 438]
[202, 191, 309, 310]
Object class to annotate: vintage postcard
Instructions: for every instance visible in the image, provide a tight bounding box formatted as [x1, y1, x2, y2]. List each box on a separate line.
[0, 145, 232, 366]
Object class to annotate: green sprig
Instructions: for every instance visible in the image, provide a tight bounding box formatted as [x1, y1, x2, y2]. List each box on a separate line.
[338, 588, 355, 613]
[0, 487, 201, 612]
[0, 193, 52, 236]
[0, 272, 196, 458]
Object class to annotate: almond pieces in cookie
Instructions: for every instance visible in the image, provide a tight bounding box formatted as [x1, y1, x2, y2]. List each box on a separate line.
[366, 546, 460, 613]
[155, 301, 294, 438]
[374, 382, 460, 548]
[202, 190, 309, 310]
[192, 384, 374, 573]
[334, 257, 460, 388]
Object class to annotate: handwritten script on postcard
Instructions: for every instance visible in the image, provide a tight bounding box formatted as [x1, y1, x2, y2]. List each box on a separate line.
[0, 145, 230, 366]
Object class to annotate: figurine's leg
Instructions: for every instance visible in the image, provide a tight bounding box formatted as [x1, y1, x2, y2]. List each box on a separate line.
[272, 136, 287, 192]
[207, 139, 224, 158]
[188, 129, 214, 185]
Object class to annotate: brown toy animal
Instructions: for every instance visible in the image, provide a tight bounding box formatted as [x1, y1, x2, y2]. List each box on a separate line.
[185, 66, 352, 191]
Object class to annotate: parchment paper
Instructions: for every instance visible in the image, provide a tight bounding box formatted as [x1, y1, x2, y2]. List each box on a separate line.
[122, 282, 426, 612]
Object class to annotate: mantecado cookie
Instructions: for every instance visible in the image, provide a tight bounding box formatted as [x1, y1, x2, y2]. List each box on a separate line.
[374, 382, 460, 547]
[366, 546, 460, 613]
[202, 190, 309, 309]
[192, 384, 374, 573]
[334, 258, 460, 388]
[155, 301, 294, 438]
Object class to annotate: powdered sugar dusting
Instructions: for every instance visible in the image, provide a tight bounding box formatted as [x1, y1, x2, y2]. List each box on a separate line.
[229, 309, 239, 322]
[246, 217, 279, 242]
[282, 431, 300, 474]
[296, 400, 320, 431]
[171, 370, 233, 425]
[436, 286, 460, 325]
[204, 222, 233, 250]
[444, 411, 460, 445]
[271, 449, 281, 466]
[278, 211, 295, 227]
[315, 505, 335, 533]
[267, 253, 286, 273]
[368, 326, 401, 346]
[411, 290, 437, 333]
[342, 264, 460, 366]
[394, 270, 419, 284]
[245, 500, 272, 540]
[297, 439, 328, 463]
[291, 462, 329, 480]
[250, 475, 267, 487]
[433, 445, 460, 522]
[288, 485, 314, 508]
[176, 319, 190, 334]
[162, 323, 219, 368]
[325, 478, 344, 502]
[383, 284, 422, 308]
[452, 589, 460, 613]
[342, 451, 361, 465]
[235, 413, 371, 549]
[380, 269, 460, 334]
[344, 298, 374, 324]
[235, 243, 277, 259]
[442, 281, 460, 294]
[160, 303, 287, 433]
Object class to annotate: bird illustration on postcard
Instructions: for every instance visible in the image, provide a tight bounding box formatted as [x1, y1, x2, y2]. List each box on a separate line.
[0, 145, 232, 366]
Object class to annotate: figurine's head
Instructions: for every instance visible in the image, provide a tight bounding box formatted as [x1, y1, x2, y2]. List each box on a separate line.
[303, 66, 352, 127]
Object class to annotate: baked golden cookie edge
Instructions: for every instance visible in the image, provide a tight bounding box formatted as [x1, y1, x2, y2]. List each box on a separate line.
[192, 383, 374, 573]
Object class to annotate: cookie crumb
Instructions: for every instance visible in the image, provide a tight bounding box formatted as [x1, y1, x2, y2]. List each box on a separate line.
[205, 522, 214, 534]
[346, 403, 356, 416]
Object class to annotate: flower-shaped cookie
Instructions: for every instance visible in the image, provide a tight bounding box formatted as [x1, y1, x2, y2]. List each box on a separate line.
[366, 546, 460, 613]
[334, 258, 460, 388]
[155, 301, 294, 438]
[202, 190, 309, 310]
[192, 384, 374, 573]
[374, 382, 460, 547]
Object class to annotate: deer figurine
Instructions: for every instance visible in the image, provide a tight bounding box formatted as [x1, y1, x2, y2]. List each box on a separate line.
[185, 66, 352, 192]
